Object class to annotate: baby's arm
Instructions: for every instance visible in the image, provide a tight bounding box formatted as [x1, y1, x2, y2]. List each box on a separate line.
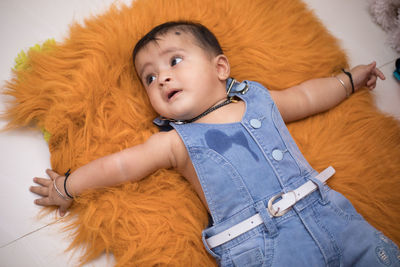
[271, 62, 385, 122]
[30, 131, 177, 216]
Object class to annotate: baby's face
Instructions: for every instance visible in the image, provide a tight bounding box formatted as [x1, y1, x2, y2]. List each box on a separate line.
[134, 31, 228, 121]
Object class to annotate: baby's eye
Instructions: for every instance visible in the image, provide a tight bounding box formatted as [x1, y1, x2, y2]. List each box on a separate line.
[171, 56, 183, 66]
[146, 75, 156, 85]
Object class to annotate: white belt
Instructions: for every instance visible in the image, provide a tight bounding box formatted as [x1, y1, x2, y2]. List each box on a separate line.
[206, 166, 335, 249]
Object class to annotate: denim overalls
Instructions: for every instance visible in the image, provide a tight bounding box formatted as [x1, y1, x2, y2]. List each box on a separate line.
[154, 80, 400, 266]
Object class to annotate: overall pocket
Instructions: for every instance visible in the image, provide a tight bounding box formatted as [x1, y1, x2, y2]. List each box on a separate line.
[232, 247, 264, 267]
[229, 230, 273, 267]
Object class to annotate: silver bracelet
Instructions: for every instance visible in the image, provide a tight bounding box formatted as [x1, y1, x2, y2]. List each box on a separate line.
[53, 176, 70, 200]
[334, 76, 350, 98]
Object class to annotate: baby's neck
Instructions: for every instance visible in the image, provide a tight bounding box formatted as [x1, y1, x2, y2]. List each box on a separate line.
[195, 98, 245, 124]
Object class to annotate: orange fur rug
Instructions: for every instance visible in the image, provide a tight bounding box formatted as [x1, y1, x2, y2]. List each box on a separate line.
[3, 0, 400, 265]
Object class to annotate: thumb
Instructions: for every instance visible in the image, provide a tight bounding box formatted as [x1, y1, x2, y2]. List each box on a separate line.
[59, 207, 68, 217]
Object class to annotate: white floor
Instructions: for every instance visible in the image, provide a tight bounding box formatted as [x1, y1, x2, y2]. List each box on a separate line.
[0, 0, 399, 266]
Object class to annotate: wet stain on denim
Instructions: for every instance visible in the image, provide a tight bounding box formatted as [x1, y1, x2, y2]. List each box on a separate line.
[205, 129, 259, 161]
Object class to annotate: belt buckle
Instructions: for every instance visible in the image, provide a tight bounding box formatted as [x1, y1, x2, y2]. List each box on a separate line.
[267, 191, 296, 217]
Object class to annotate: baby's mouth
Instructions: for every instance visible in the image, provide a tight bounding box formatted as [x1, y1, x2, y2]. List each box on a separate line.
[167, 90, 181, 100]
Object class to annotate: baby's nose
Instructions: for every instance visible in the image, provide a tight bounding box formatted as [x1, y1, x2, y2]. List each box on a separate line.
[159, 71, 172, 85]
[159, 78, 171, 88]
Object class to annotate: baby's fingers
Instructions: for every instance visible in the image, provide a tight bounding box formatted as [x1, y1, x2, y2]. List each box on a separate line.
[367, 75, 377, 90]
[34, 197, 52, 207]
[30, 184, 49, 197]
[374, 67, 385, 80]
[33, 177, 51, 187]
[30, 177, 51, 197]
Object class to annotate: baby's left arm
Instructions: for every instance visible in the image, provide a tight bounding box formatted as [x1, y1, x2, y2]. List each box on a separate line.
[270, 62, 385, 122]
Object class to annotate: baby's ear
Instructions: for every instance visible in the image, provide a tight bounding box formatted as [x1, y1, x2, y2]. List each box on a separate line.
[215, 55, 230, 80]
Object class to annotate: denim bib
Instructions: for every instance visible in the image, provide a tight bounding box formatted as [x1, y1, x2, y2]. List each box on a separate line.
[168, 80, 318, 223]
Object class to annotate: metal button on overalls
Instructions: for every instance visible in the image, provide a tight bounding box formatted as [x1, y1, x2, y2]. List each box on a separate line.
[250, 119, 262, 129]
[272, 149, 284, 161]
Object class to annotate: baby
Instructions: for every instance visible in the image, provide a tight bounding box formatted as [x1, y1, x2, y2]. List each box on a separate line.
[31, 21, 400, 266]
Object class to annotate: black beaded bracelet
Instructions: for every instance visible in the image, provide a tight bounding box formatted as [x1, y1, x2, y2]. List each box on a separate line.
[64, 169, 74, 199]
[341, 69, 355, 94]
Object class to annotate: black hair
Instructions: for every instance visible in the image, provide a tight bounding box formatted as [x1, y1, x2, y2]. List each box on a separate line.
[132, 21, 223, 64]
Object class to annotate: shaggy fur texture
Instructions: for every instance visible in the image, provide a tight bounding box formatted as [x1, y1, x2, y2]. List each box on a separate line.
[3, 0, 400, 265]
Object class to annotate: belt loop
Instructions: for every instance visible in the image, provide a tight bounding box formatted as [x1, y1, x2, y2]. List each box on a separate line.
[255, 201, 278, 237]
[202, 230, 221, 259]
[309, 175, 327, 203]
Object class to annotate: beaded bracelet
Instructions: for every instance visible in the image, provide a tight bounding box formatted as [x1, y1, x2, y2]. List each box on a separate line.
[341, 69, 355, 94]
[64, 169, 74, 199]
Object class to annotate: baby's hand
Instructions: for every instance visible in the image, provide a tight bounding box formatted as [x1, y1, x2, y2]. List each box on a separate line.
[30, 169, 73, 217]
[350, 61, 385, 91]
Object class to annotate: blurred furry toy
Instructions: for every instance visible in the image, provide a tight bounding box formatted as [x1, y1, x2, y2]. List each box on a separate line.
[369, 0, 400, 52]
